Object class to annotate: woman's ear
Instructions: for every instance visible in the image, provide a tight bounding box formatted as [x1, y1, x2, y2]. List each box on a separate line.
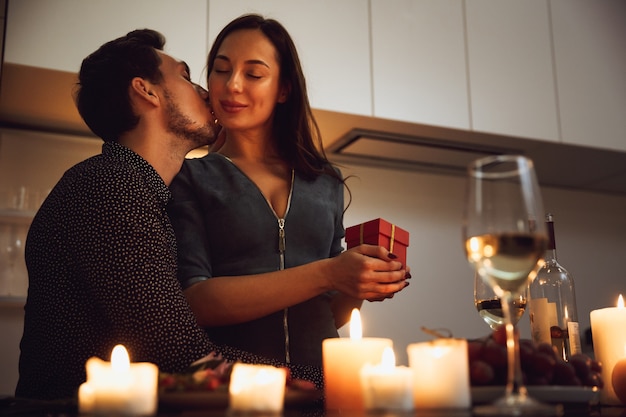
[277, 83, 290, 103]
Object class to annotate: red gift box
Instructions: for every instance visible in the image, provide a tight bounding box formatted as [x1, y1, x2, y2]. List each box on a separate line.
[345, 218, 410, 266]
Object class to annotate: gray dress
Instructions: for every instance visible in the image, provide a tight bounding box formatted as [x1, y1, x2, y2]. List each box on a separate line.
[168, 153, 345, 368]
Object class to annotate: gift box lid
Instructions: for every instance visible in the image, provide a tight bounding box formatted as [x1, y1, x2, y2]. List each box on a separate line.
[345, 218, 409, 246]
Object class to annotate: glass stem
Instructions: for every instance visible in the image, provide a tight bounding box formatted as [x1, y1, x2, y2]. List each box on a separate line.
[501, 291, 528, 399]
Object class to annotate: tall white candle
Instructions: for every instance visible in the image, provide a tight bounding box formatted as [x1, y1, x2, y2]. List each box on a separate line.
[407, 338, 471, 410]
[590, 294, 626, 405]
[360, 347, 413, 411]
[228, 363, 287, 413]
[78, 345, 158, 416]
[322, 309, 392, 411]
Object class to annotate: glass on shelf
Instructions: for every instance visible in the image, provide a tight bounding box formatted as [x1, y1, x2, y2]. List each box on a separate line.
[0, 185, 38, 300]
[0, 222, 29, 298]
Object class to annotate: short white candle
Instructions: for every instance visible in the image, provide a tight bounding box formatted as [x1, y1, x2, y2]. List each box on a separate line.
[590, 294, 626, 405]
[228, 363, 287, 413]
[322, 309, 393, 411]
[407, 338, 471, 410]
[360, 347, 413, 411]
[78, 345, 158, 416]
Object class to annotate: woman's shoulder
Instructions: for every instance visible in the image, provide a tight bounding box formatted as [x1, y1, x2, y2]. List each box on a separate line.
[180, 153, 233, 174]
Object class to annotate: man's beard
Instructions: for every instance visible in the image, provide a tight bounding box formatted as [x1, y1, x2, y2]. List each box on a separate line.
[163, 89, 215, 148]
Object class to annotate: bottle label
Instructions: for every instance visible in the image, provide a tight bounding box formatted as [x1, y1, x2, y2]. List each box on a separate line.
[567, 321, 582, 356]
[529, 298, 553, 345]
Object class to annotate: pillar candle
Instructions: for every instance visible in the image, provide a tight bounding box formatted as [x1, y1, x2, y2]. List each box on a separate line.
[360, 346, 413, 411]
[322, 309, 392, 411]
[407, 338, 471, 410]
[228, 363, 287, 413]
[78, 345, 159, 416]
[590, 294, 626, 405]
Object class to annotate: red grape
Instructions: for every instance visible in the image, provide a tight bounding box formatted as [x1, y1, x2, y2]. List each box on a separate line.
[470, 360, 495, 385]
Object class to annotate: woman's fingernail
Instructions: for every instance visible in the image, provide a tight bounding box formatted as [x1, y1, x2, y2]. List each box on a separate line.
[405, 272, 412, 279]
[388, 253, 398, 259]
[403, 281, 410, 288]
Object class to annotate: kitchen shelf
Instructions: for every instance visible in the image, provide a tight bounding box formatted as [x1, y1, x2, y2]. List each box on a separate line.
[0, 296, 26, 307]
[0, 209, 35, 225]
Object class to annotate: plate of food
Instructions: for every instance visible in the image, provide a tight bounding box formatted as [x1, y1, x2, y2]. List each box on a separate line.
[159, 384, 322, 410]
[158, 360, 322, 410]
[471, 386, 600, 405]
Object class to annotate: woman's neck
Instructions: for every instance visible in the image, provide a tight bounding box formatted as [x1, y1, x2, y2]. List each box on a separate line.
[218, 129, 282, 164]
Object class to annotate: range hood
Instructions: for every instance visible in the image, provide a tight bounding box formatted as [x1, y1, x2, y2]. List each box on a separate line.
[315, 107, 626, 196]
[1, 63, 625, 196]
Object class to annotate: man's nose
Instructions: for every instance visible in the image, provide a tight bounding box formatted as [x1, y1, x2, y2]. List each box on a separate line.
[195, 84, 209, 99]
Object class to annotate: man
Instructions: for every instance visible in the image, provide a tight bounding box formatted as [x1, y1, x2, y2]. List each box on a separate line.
[15, 29, 283, 401]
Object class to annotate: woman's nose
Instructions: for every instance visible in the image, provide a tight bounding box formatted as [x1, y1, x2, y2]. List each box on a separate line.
[226, 73, 242, 92]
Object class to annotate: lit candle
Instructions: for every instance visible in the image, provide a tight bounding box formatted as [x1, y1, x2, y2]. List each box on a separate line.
[228, 363, 287, 413]
[78, 345, 159, 416]
[590, 294, 626, 405]
[322, 309, 393, 411]
[407, 338, 471, 409]
[360, 346, 413, 411]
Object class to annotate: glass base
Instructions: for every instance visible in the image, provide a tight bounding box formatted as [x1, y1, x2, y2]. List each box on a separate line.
[473, 394, 563, 417]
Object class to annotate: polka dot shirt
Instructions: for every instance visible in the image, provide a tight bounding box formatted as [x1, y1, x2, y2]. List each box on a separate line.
[16, 142, 322, 400]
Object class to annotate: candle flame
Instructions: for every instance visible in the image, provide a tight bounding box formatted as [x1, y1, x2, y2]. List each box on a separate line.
[381, 347, 395, 368]
[111, 345, 130, 372]
[349, 308, 362, 340]
[618, 294, 624, 309]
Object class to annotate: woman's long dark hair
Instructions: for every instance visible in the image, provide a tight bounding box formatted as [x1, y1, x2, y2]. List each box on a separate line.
[206, 14, 346, 186]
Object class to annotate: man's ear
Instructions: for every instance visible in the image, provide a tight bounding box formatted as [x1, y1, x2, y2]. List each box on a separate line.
[130, 77, 159, 106]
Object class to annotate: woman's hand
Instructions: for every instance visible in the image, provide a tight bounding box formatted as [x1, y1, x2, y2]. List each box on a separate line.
[327, 244, 410, 301]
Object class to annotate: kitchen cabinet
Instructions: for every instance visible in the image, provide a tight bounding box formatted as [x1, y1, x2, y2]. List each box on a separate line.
[465, 0, 559, 142]
[3, 0, 210, 85]
[371, 0, 470, 130]
[3, 0, 624, 152]
[550, 0, 626, 153]
[206, 0, 372, 116]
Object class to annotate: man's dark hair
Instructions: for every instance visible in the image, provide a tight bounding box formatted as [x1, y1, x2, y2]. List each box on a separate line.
[75, 29, 165, 142]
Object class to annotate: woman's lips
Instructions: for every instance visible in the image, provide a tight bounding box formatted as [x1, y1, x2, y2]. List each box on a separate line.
[219, 100, 246, 113]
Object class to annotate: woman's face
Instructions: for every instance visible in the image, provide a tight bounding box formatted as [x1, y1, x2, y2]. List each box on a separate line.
[208, 29, 288, 133]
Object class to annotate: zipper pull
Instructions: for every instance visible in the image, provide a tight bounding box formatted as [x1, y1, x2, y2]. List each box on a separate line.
[278, 218, 286, 253]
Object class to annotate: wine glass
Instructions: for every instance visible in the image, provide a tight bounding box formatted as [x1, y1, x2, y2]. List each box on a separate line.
[474, 270, 528, 330]
[463, 155, 555, 416]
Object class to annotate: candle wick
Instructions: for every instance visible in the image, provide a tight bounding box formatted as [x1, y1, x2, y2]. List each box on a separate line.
[420, 326, 453, 339]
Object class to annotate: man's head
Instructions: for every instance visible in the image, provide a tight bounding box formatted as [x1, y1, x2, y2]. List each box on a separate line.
[75, 29, 165, 142]
[75, 29, 215, 148]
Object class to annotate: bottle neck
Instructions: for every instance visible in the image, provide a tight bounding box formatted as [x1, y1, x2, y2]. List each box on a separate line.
[544, 247, 558, 264]
[545, 218, 557, 263]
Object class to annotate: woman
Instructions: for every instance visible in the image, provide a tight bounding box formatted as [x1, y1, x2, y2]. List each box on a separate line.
[168, 14, 409, 386]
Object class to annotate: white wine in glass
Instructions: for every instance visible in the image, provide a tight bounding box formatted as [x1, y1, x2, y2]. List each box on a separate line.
[475, 271, 527, 330]
[463, 155, 556, 416]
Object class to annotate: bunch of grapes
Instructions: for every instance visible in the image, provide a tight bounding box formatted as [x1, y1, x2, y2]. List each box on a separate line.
[468, 327, 603, 388]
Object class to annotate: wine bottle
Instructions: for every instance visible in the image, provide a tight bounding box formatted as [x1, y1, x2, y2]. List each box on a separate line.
[528, 213, 582, 361]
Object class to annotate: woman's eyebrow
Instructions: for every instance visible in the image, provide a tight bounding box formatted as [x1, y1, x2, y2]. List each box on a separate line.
[215, 54, 270, 68]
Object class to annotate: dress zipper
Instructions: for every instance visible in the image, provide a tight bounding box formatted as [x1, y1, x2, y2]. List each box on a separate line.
[278, 217, 290, 364]
[279, 170, 295, 364]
